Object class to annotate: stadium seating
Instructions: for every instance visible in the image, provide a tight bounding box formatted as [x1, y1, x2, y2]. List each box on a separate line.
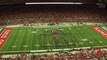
[0, 5, 107, 26]
[0, 48, 107, 60]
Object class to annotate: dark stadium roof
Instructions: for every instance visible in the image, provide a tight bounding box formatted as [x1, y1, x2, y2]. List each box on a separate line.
[0, 0, 107, 5]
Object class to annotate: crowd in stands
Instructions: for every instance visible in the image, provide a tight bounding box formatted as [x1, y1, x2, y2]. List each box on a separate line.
[0, 5, 107, 26]
[0, 48, 107, 60]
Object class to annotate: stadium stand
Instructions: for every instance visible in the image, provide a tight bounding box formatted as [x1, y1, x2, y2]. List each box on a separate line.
[0, 5, 107, 26]
[0, 48, 107, 60]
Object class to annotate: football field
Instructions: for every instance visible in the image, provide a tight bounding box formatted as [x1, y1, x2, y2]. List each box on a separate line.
[0, 26, 107, 54]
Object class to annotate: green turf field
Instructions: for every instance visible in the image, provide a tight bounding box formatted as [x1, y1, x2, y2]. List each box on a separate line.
[1, 26, 107, 54]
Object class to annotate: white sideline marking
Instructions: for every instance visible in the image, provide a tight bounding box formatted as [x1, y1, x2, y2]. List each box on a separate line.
[74, 47, 90, 49]
[31, 50, 47, 52]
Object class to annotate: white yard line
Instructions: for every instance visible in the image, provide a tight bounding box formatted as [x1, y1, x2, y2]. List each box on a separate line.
[79, 28, 90, 47]
[36, 29, 39, 50]
[86, 28, 95, 46]
[31, 28, 33, 50]
[89, 28, 101, 46]
[6, 29, 17, 50]
[26, 28, 33, 50]
[18, 30, 26, 51]
[69, 28, 77, 48]
[30, 47, 89, 52]
[11, 30, 23, 51]
[85, 28, 94, 46]
[36, 35, 39, 50]
[36, 29, 41, 50]
[74, 28, 83, 47]
[24, 29, 30, 50]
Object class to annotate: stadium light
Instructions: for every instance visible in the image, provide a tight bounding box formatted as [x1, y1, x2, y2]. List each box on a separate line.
[25, 2, 83, 5]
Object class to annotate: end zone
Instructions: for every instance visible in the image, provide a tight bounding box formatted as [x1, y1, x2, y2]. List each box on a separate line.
[91, 26, 107, 39]
[0, 28, 12, 48]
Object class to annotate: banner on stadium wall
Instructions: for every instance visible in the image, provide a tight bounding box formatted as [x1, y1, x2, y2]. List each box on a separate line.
[91, 26, 107, 39]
